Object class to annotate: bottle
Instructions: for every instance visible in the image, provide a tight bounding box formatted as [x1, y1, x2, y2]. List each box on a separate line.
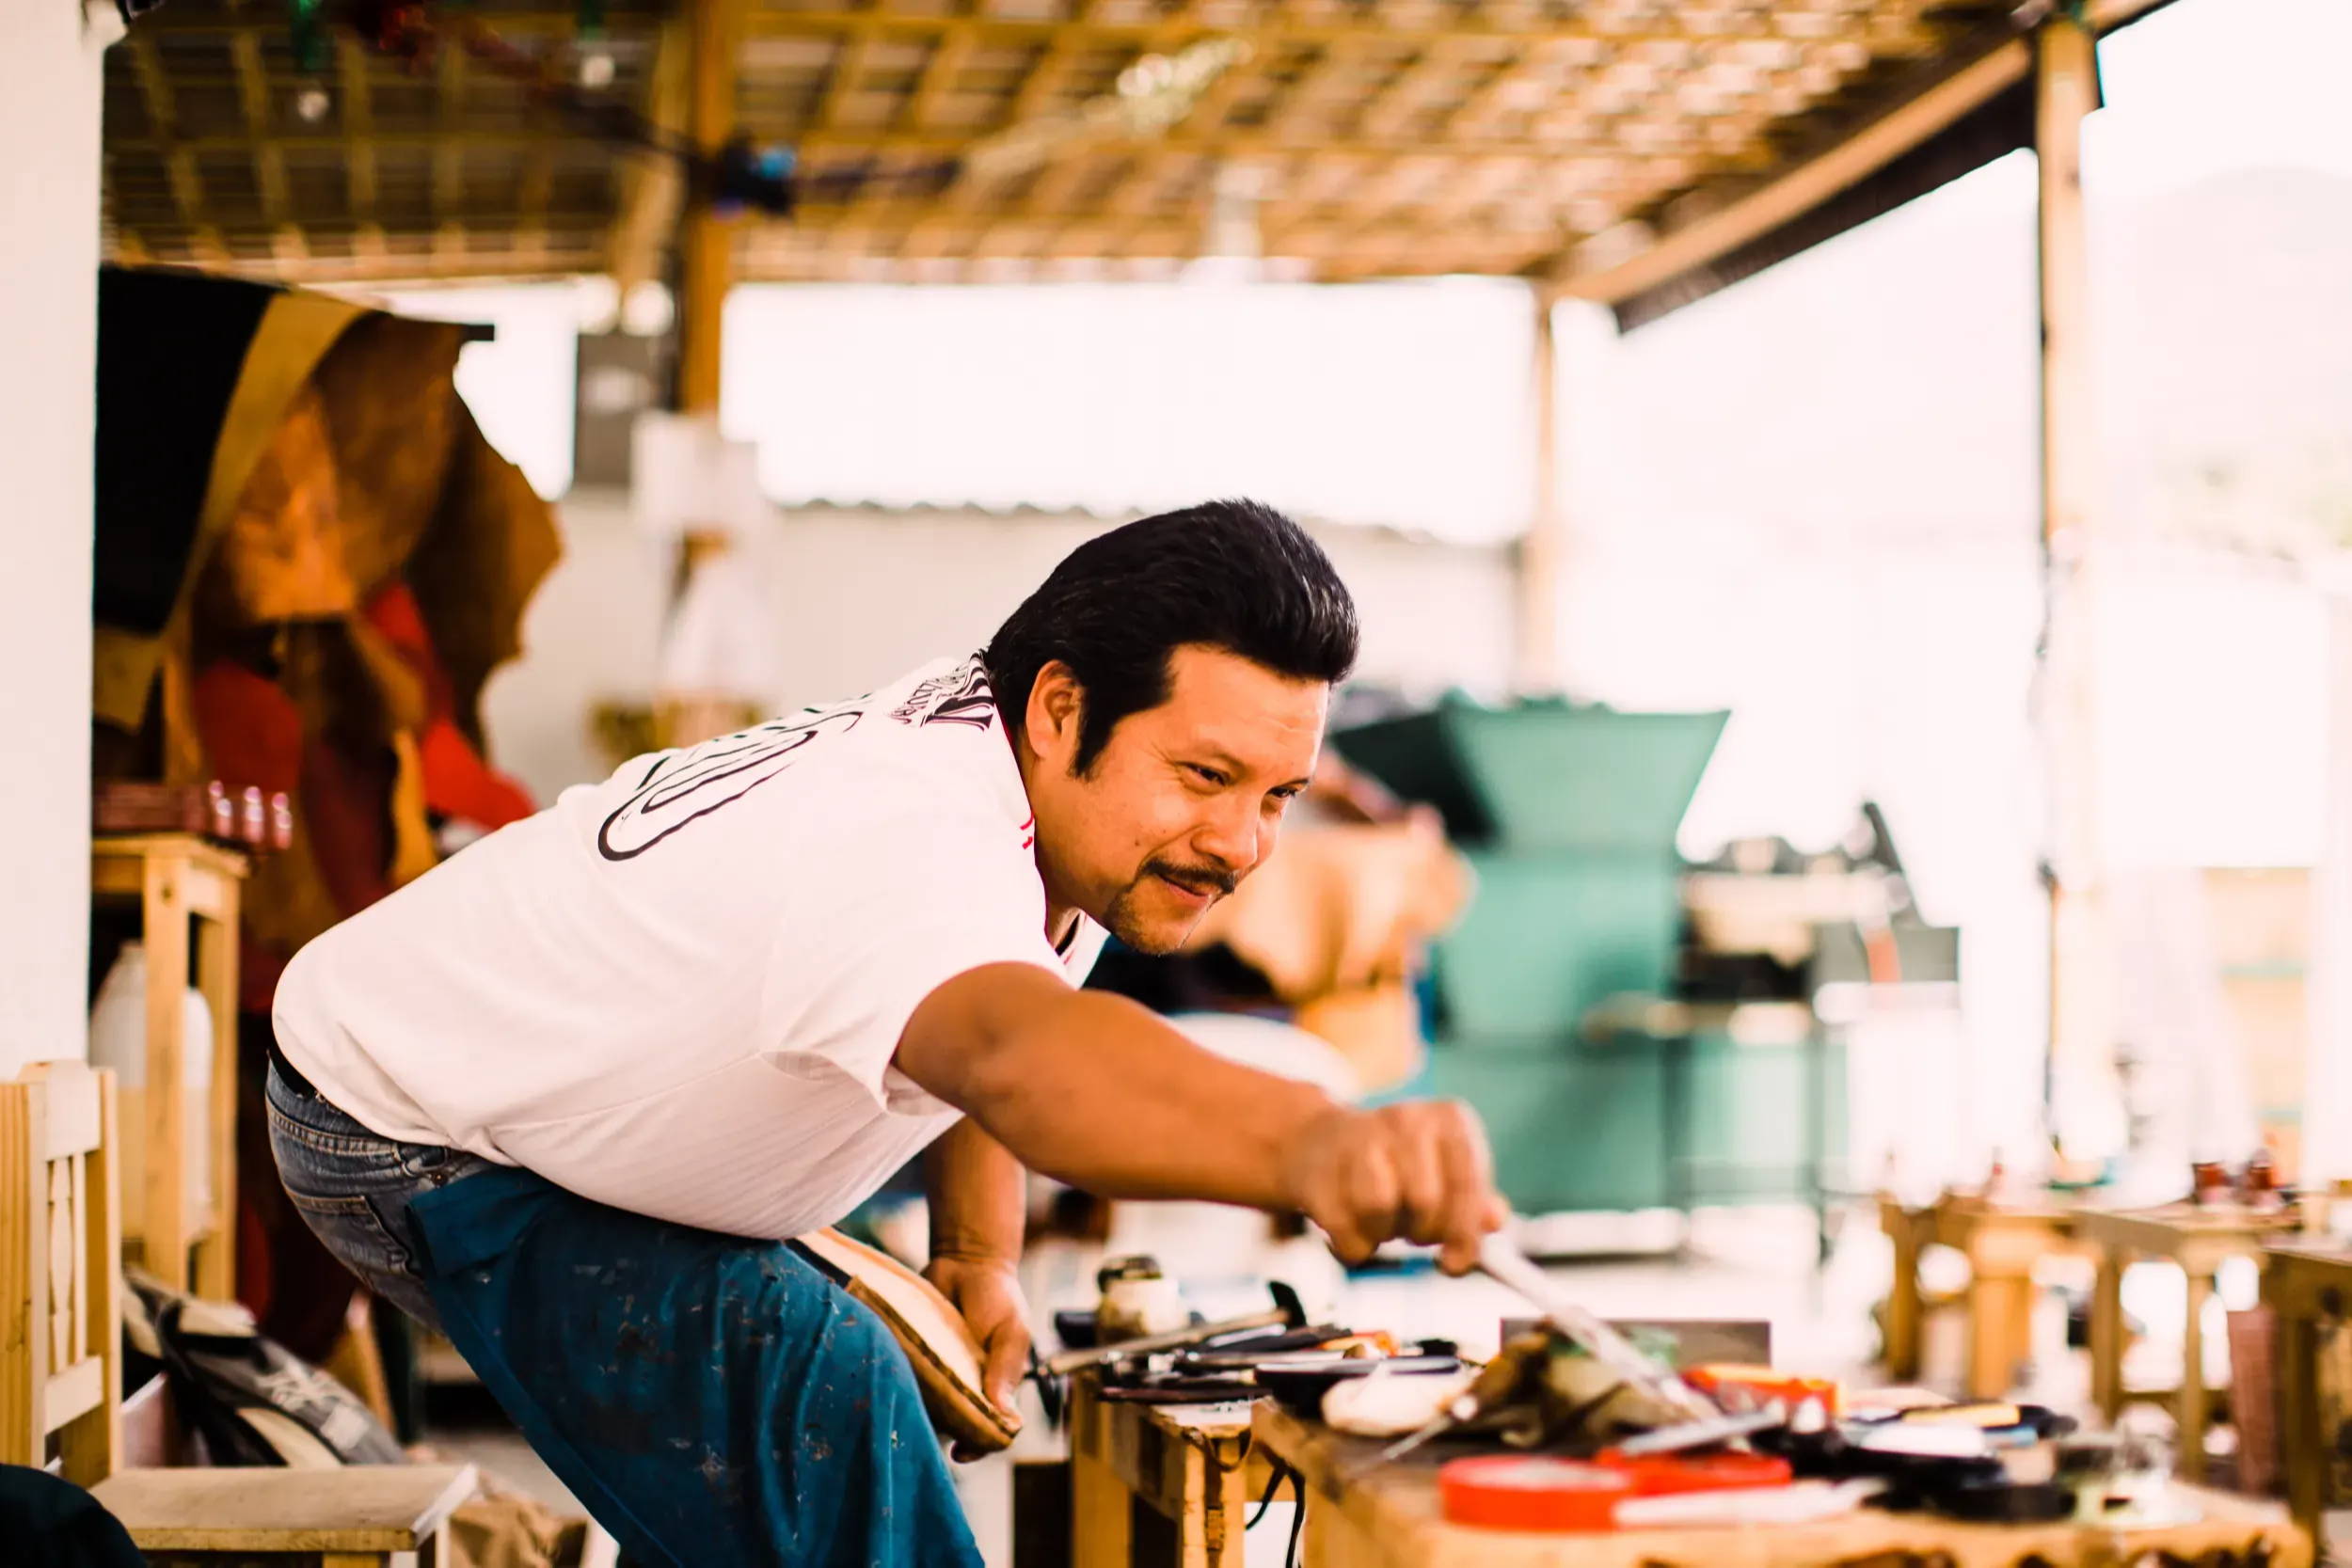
[87, 942, 215, 1240]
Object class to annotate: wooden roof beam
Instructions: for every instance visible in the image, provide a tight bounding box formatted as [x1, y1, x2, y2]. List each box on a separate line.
[124, 34, 205, 229]
[111, 127, 1753, 164]
[227, 30, 294, 228]
[904, 23, 977, 131]
[610, 16, 690, 293]
[434, 31, 467, 217]
[734, 10, 1903, 49]
[1542, 0, 2166, 304]
[337, 37, 378, 219]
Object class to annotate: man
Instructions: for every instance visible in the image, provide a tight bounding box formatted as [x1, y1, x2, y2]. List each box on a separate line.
[267, 499, 1506, 1565]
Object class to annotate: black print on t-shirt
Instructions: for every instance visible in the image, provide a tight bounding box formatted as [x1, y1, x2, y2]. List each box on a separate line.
[888, 661, 997, 731]
[596, 707, 865, 861]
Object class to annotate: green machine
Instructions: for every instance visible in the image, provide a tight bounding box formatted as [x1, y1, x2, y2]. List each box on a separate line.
[1336, 695, 1845, 1242]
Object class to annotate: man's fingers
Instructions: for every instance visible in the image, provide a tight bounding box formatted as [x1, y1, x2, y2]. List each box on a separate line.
[1345, 1136, 1403, 1253]
[1393, 1113, 1450, 1247]
[982, 1323, 1029, 1415]
[1434, 1104, 1494, 1269]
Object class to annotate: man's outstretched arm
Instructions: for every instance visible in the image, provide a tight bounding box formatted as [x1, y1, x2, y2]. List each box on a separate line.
[897, 962, 1505, 1271]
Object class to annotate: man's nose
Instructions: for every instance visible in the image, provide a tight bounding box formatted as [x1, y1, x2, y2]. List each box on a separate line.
[1191, 796, 1262, 875]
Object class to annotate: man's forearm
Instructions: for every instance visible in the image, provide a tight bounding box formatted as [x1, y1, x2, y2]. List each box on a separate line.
[930, 978, 1342, 1210]
[925, 1118, 1026, 1263]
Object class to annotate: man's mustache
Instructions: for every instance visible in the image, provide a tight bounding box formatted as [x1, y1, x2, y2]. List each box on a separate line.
[1145, 861, 1239, 897]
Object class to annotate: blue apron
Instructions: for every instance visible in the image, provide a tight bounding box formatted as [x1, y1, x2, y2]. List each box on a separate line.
[405, 1164, 982, 1568]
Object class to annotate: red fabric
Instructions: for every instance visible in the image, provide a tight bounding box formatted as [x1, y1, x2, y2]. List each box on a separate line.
[365, 582, 534, 830]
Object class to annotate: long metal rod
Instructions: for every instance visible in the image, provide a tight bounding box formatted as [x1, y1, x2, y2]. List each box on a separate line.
[1476, 1233, 1719, 1422]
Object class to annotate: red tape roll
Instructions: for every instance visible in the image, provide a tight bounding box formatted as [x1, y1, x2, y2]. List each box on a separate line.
[1595, 1450, 1794, 1497]
[1439, 1458, 1634, 1532]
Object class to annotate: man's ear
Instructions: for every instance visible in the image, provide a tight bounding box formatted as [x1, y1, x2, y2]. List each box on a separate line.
[1024, 661, 1086, 766]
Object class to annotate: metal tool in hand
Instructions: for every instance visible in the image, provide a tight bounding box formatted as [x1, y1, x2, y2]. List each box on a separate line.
[1475, 1232, 1721, 1424]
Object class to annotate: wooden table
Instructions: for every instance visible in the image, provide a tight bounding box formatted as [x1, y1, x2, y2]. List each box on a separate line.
[1880, 1195, 2082, 1399]
[1068, 1372, 1266, 1567]
[90, 833, 246, 1297]
[91, 1463, 477, 1566]
[2260, 1240, 2352, 1548]
[2071, 1205, 2297, 1481]
[1252, 1402, 2310, 1568]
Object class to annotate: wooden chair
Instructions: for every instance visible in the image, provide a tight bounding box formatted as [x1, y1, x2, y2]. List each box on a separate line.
[0, 1059, 123, 1487]
[1, 1061, 475, 1565]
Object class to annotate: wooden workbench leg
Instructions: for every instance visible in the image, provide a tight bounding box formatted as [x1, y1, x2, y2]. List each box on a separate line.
[2090, 1251, 2125, 1423]
[2179, 1268, 2213, 1481]
[1885, 1218, 1924, 1380]
[193, 910, 238, 1301]
[1069, 1383, 1131, 1568]
[2269, 1282, 2325, 1542]
[1299, 1487, 1382, 1568]
[1968, 1273, 2031, 1400]
[1203, 1441, 1251, 1566]
[140, 854, 192, 1292]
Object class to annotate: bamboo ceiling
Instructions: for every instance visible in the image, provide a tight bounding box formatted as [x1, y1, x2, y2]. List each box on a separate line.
[103, 0, 2125, 290]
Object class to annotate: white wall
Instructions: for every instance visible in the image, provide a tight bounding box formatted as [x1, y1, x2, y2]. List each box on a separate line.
[481, 492, 1518, 803]
[0, 3, 107, 1075]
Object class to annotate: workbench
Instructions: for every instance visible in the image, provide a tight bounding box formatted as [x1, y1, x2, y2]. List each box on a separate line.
[1879, 1193, 2083, 1398]
[2071, 1204, 2296, 1479]
[1067, 1371, 1267, 1568]
[1250, 1401, 2310, 1568]
[2259, 1240, 2352, 1549]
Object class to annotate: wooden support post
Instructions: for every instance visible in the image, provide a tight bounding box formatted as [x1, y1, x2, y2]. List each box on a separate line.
[2035, 8, 2108, 1151]
[676, 0, 747, 415]
[2089, 1250, 2125, 1421]
[2306, 578, 2352, 1192]
[1516, 284, 1563, 692]
[192, 909, 238, 1302]
[2177, 1264, 2213, 1480]
[139, 856, 191, 1293]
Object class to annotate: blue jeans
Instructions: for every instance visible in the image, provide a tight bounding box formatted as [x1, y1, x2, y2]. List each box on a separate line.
[265, 1060, 981, 1568]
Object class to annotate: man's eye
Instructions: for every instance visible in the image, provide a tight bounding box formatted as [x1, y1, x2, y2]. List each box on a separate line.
[1187, 764, 1231, 787]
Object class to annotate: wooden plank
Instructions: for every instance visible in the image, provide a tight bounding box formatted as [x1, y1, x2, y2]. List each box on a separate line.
[195, 910, 240, 1302]
[58, 1073, 122, 1487]
[93, 1464, 480, 1550]
[1516, 283, 1560, 690]
[2035, 6, 2104, 1111]
[0, 1080, 42, 1469]
[108, 124, 1735, 164]
[1069, 1379, 1133, 1567]
[92, 834, 250, 887]
[25, 1061, 102, 1162]
[43, 1356, 104, 1432]
[610, 17, 690, 294]
[339, 37, 378, 218]
[677, 0, 749, 415]
[139, 853, 190, 1291]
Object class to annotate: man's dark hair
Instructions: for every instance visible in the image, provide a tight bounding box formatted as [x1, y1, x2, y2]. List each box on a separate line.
[984, 499, 1359, 772]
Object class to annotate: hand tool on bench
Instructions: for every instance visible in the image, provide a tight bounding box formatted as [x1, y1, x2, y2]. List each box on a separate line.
[1039, 1282, 1308, 1375]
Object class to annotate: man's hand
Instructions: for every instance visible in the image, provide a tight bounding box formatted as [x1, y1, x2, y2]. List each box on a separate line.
[924, 1252, 1029, 1461]
[1279, 1100, 1509, 1274]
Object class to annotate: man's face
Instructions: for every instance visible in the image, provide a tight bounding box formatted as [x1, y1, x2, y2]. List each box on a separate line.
[1023, 644, 1328, 955]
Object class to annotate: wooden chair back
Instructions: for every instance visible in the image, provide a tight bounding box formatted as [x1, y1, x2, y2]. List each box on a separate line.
[0, 1061, 123, 1485]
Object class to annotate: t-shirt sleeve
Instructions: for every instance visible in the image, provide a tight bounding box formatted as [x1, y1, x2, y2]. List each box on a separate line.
[757, 816, 1068, 1117]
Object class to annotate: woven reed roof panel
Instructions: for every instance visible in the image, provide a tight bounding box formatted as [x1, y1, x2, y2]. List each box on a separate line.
[103, 0, 2103, 285]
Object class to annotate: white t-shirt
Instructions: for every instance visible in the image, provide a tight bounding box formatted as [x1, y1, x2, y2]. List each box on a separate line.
[273, 656, 1104, 1241]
